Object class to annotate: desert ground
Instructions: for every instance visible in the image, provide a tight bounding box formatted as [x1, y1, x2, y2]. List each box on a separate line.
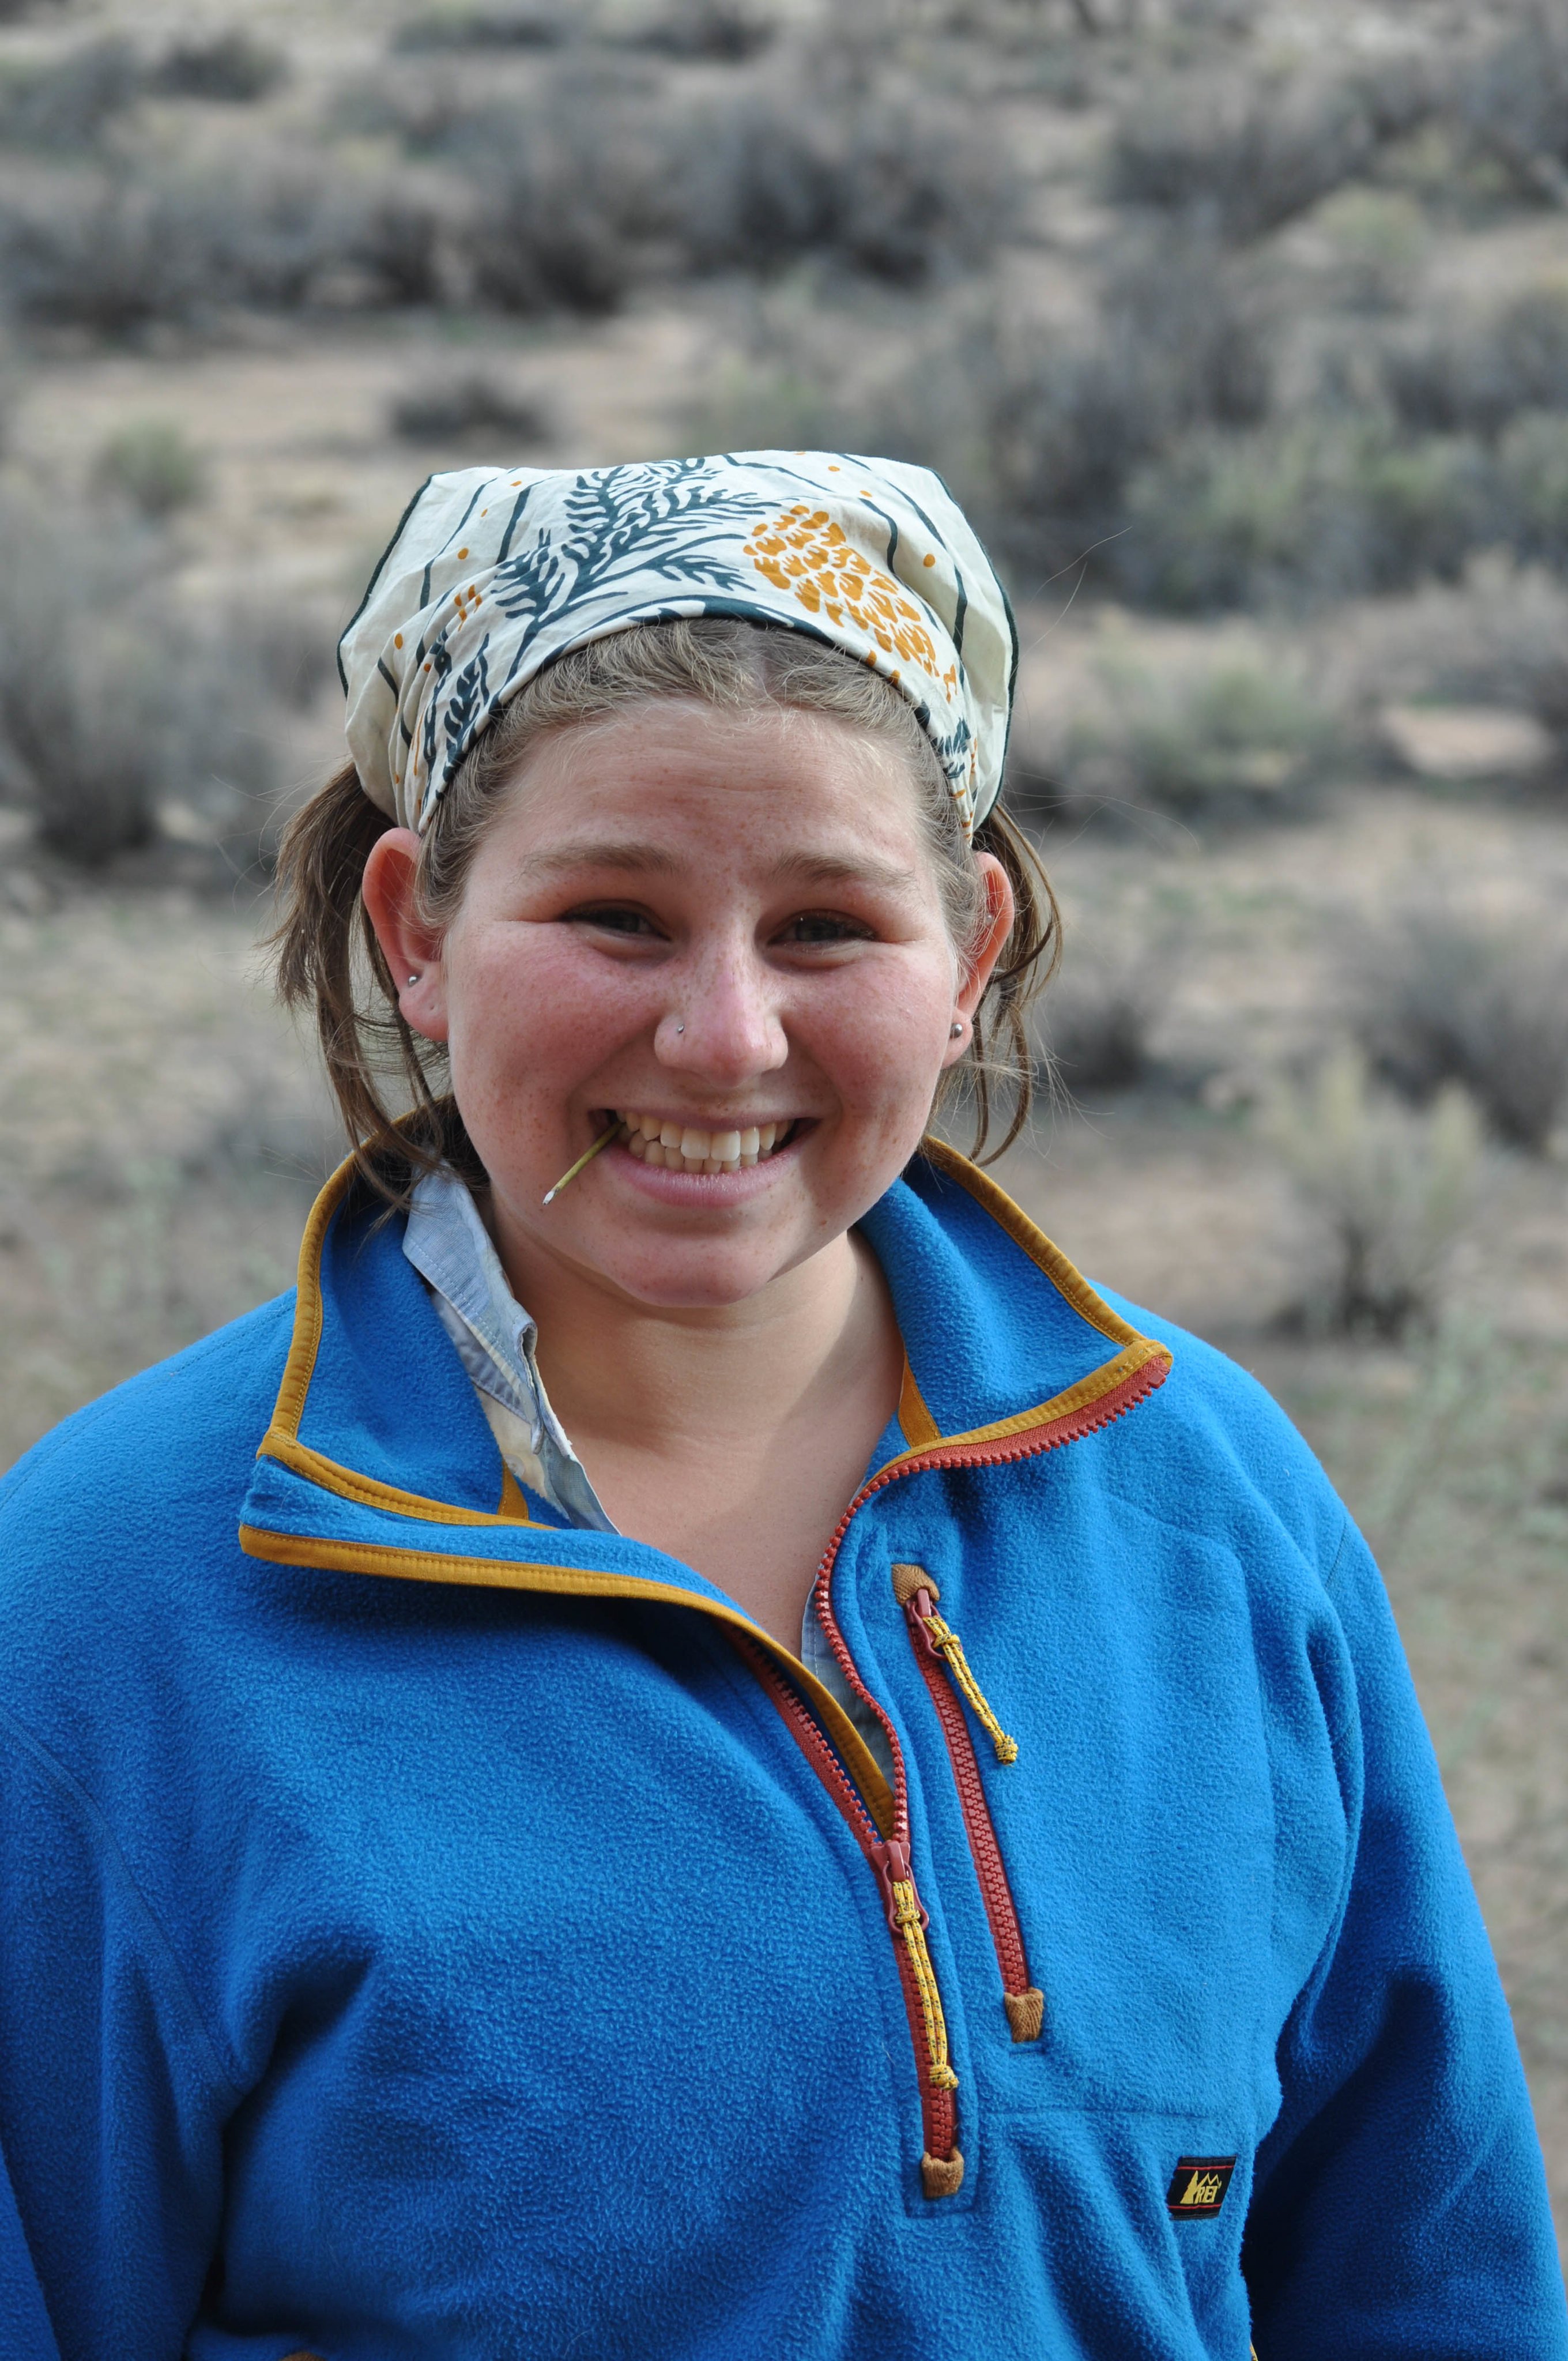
[2, 0, 1566, 2254]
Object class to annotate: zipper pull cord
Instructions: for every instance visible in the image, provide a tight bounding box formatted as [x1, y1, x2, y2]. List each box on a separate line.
[892, 1566, 1019, 1765]
[873, 1840, 960, 2095]
[891, 1880, 960, 2093]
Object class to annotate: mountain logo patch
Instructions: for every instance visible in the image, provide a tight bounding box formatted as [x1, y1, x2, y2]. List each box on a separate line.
[1166, 2156, 1237, 2217]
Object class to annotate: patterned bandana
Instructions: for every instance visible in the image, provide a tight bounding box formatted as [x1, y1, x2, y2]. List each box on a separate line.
[339, 450, 1016, 839]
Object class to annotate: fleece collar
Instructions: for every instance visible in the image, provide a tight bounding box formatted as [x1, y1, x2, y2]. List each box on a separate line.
[238, 1140, 1170, 1817]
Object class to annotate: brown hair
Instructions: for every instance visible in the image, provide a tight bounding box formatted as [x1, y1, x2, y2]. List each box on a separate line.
[270, 617, 1059, 1204]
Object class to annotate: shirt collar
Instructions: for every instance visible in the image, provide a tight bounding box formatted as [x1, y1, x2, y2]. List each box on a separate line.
[402, 1163, 614, 1531]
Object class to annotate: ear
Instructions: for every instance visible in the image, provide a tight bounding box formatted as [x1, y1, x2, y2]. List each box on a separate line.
[943, 853, 1014, 1067]
[361, 827, 449, 1044]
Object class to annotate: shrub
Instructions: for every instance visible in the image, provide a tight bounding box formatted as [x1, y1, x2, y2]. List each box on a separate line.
[1106, 62, 1433, 243]
[206, 159, 356, 310]
[459, 78, 654, 314]
[659, 94, 835, 276]
[92, 419, 206, 520]
[230, 594, 339, 713]
[389, 367, 550, 442]
[1351, 906, 1568, 1154]
[960, 232, 1273, 573]
[0, 172, 215, 332]
[0, 498, 166, 861]
[1455, 5, 1568, 208]
[1498, 409, 1568, 570]
[343, 176, 455, 306]
[674, 54, 1016, 285]
[1332, 558, 1568, 746]
[149, 33, 288, 103]
[1055, 653, 1336, 823]
[331, 66, 486, 153]
[1383, 281, 1568, 437]
[617, 0, 774, 61]
[1314, 187, 1427, 315]
[466, 157, 639, 315]
[0, 495, 276, 867]
[0, 146, 452, 329]
[393, 3, 569, 51]
[0, 35, 144, 151]
[1265, 1048, 1481, 1339]
[1119, 419, 1498, 610]
[1033, 934, 1166, 1091]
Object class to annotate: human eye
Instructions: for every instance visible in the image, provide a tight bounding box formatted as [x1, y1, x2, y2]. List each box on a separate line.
[565, 903, 664, 939]
[777, 910, 874, 947]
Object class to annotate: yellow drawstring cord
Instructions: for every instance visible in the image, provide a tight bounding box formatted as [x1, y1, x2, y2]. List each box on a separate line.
[922, 1609, 1019, 1765]
[889, 1879, 960, 2092]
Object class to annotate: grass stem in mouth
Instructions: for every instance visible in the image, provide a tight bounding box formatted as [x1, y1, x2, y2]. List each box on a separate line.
[541, 1121, 624, 1206]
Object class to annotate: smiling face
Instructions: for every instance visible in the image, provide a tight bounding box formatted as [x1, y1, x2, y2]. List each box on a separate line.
[366, 698, 1011, 1313]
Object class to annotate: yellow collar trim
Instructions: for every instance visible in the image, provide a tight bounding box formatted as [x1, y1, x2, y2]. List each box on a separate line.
[239, 1520, 895, 1834]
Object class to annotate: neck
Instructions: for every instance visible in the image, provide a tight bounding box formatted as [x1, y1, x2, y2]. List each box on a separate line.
[480, 1199, 905, 1641]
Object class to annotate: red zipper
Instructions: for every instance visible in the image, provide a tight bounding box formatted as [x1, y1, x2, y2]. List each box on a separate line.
[735, 1349, 1170, 2200]
[895, 1566, 1043, 2044]
[734, 1633, 963, 2197]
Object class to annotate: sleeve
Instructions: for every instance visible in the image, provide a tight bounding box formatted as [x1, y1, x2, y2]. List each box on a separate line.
[1242, 1518, 1568, 2358]
[0, 1705, 236, 2361]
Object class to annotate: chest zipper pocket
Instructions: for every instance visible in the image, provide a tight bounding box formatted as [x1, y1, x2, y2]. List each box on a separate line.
[894, 1564, 1044, 2045]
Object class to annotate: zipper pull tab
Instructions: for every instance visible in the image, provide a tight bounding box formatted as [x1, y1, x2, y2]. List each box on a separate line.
[869, 1835, 918, 1928]
[892, 1565, 1019, 1766]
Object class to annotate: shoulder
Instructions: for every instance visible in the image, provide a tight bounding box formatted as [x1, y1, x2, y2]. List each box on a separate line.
[1077, 1286, 1350, 1583]
[0, 1290, 296, 1558]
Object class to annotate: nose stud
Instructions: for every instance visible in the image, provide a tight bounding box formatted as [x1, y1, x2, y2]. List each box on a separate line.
[674, 1023, 685, 1034]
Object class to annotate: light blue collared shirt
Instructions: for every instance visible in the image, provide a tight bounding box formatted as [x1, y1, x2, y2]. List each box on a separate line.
[402, 1164, 898, 1784]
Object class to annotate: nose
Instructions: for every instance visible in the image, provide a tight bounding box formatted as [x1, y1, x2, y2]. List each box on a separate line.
[654, 930, 788, 1083]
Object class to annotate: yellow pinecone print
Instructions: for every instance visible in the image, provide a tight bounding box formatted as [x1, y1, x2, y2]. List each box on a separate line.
[745, 506, 944, 677]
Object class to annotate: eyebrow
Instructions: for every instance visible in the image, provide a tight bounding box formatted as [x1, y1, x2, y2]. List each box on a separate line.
[527, 840, 918, 894]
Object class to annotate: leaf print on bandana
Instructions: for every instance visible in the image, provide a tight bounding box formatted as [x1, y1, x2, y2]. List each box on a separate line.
[491, 465, 760, 634]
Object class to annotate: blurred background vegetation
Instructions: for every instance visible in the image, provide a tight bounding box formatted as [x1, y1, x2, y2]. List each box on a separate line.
[0, 0, 1564, 2251]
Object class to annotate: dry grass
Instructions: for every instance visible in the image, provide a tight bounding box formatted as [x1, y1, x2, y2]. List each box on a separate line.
[0, 887, 335, 1459]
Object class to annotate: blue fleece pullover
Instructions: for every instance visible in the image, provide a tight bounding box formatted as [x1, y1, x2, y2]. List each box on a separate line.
[0, 1143, 1561, 2361]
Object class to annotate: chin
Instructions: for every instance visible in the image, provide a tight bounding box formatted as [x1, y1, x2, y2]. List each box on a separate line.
[588, 1239, 807, 1311]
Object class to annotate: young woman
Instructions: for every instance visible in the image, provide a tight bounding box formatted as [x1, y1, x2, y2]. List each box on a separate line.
[0, 453, 1561, 2361]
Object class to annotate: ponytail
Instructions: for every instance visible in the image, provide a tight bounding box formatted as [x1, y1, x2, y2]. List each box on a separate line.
[267, 763, 464, 1204]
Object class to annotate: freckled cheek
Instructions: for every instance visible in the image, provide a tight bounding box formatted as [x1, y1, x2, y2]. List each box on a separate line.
[806, 971, 955, 1124]
[447, 939, 660, 1096]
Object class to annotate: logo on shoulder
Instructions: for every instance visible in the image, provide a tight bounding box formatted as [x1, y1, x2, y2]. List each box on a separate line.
[1166, 2155, 1237, 2217]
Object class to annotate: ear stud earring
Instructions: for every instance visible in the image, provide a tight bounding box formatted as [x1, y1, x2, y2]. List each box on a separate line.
[950, 1021, 964, 1039]
[407, 974, 420, 986]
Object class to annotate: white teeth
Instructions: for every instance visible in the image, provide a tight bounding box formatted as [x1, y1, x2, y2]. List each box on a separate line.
[616, 1112, 794, 1173]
